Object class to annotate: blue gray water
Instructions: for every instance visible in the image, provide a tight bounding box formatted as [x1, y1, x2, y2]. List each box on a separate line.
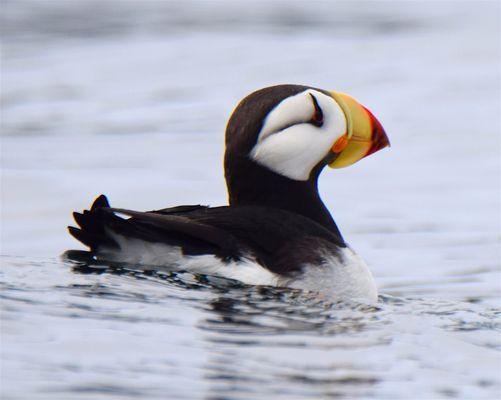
[1, 1, 500, 399]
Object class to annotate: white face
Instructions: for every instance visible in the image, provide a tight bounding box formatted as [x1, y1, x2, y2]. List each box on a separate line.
[249, 89, 347, 180]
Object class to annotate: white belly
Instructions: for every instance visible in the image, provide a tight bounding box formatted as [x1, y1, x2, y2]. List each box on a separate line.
[98, 233, 378, 303]
[285, 247, 378, 303]
[98, 232, 279, 286]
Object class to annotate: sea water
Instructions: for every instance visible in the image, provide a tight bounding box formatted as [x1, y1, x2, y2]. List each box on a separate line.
[1, 2, 500, 399]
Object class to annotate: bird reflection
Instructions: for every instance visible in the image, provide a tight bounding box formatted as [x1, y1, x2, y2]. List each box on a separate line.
[67, 259, 381, 398]
[198, 287, 381, 399]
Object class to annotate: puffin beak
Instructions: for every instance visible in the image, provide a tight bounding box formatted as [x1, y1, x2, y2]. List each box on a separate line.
[328, 91, 390, 169]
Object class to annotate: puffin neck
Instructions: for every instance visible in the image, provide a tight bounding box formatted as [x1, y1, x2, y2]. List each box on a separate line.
[225, 155, 344, 241]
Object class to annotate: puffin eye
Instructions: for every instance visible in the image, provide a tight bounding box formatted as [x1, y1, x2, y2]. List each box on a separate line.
[309, 93, 324, 127]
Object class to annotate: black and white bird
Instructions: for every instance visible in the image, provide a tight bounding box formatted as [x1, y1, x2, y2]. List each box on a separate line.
[68, 84, 389, 302]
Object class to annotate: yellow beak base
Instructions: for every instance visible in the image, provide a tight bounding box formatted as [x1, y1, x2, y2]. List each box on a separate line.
[329, 91, 390, 169]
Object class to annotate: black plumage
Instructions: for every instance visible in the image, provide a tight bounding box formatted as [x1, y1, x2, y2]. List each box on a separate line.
[68, 84, 350, 278]
[224, 84, 342, 237]
[69, 195, 345, 277]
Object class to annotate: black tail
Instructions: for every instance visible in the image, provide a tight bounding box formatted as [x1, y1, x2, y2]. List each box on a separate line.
[68, 194, 240, 262]
[68, 194, 120, 252]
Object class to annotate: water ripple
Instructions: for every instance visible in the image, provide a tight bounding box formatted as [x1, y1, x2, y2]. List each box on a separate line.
[2, 257, 500, 399]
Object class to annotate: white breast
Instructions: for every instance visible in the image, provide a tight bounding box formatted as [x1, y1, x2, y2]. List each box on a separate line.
[283, 247, 378, 303]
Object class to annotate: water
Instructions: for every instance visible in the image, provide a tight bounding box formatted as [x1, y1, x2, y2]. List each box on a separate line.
[1, 1, 500, 399]
[2, 256, 500, 399]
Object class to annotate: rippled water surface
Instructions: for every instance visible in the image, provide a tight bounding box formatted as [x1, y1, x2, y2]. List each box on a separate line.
[1, 1, 500, 399]
[2, 256, 500, 399]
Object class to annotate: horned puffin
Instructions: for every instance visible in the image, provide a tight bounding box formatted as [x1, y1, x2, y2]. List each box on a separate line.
[67, 84, 389, 302]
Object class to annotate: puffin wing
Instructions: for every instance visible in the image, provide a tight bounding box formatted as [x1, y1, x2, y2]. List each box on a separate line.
[151, 204, 210, 215]
[69, 195, 241, 261]
[108, 207, 240, 256]
[68, 195, 346, 277]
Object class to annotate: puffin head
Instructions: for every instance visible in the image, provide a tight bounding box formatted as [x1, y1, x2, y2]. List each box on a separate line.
[225, 84, 389, 182]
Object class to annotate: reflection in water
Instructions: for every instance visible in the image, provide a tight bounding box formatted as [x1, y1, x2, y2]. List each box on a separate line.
[199, 292, 382, 399]
[2, 257, 500, 399]
[70, 260, 385, 399]
[60, 264, 494, 398]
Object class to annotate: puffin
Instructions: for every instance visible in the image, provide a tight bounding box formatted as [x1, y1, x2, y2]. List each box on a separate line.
[67, 84, 389, 302]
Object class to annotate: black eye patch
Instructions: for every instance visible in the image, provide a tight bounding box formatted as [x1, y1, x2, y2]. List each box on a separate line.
[309, 94, 324, 127]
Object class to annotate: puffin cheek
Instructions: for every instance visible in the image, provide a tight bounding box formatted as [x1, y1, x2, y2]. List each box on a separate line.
[250, 127, 327, 181]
